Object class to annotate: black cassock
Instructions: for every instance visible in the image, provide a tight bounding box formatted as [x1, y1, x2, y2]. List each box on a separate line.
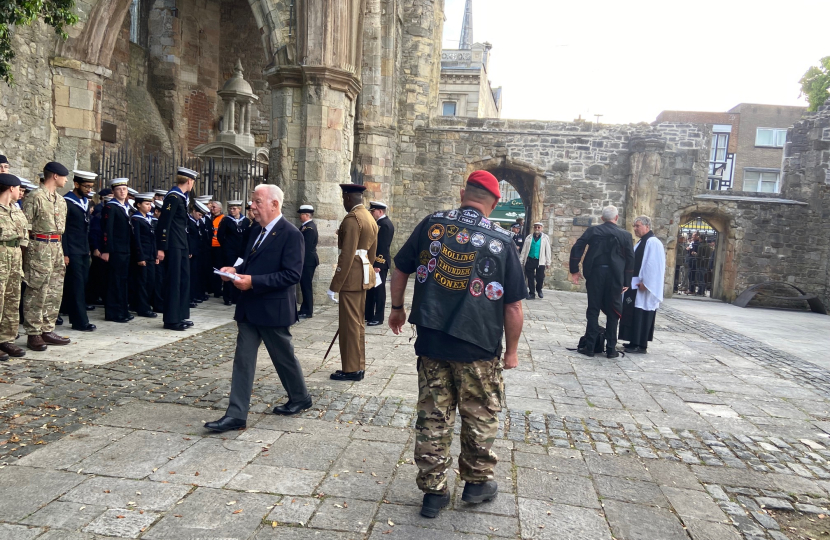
[619, 231, 657, 348]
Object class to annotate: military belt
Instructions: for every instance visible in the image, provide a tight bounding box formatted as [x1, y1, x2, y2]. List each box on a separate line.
[32, 233, 62, 242]
[0, 238, 21, 247]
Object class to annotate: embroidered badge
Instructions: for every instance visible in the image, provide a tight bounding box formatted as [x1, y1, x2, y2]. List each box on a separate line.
[429, 241, 441, 256]
[488, 239, 504, 254]
[437, 258, 473, 277]
[433, 270, 469, 290]
[446, 224, 459, 237]
[446, 209, 459, 220]
[478, 217, 492, 229]
[440, 244, 477, 264]
[434, 212, 445, 218]
[427, 258, 437, 273]
[476, 256, 498, 278]
[470, 278, 484, 297]
[420, 250, 431, 265]
[417, 265, 428, 283]
[462, 209, 480, 219]
[458, 216, 476, 225]
[485, 281, 504, 301]
[471, 232, 486, 247]
[455, 229, 470, 244]
[493, 225, 511, 237]
[428, 223, 445, 240]
[625, 296, 633, 304]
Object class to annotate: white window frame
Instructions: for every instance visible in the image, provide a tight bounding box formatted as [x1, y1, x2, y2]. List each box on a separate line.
[755, 127, 787, 148]
[442, 101, 457, 116]
[743, 168, 781, 193]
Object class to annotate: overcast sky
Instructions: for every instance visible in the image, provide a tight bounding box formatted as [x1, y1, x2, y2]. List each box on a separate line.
[442, 0, 829, 124]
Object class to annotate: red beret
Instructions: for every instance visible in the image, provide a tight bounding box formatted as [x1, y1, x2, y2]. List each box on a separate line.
[466, 170, 500, 199]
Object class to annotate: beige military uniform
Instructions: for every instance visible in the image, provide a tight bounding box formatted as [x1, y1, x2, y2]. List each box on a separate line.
[0, 203, 29, 342]
[22, 188, 67, 335]
[329, 204, 378, 372]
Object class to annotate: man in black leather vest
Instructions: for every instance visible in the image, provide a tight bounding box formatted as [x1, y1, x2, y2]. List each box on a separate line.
[569, 205, 634, 358]
[390, 170, 526, 519]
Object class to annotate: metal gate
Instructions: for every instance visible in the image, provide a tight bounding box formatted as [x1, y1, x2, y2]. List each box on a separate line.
[95, 143, 267, 203]
[676, 217, 718, 297]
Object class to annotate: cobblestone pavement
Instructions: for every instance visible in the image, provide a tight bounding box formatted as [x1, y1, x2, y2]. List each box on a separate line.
[2, 290, 830, 539]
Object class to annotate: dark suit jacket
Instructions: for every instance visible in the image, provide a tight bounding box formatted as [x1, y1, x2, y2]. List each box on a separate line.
[234, 216, 304, 327]
[218, 215, 251, 263]
[102, 201, 132, 254]
[62, 196, 90, 256]
[131, 214, 156, 263]
[374, 216, 394, 270]
[300, 219, 319, 267]
[569, 221, 635, 288]
[155, 193, 188, 251]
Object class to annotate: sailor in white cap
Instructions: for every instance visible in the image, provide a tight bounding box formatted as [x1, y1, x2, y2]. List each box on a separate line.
[296, 204, 318, 319]
[156, 166, 197, 330]
[101, 178, 133, 323]
[365, 201, 394, 326]
[188, 200, 210, 308]
[153, 189, 168, 203]
[216, 200, 250, 305]
[129, 193, 159, 318]
[61, 171, 98, 332]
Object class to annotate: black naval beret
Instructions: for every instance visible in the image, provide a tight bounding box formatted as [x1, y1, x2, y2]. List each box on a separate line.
[339, 183, 367, 193]
[0, 155, 8, 165]
[44, 161, 69, 177]
[98, 188, 113, 197]
[0, 173, 21, 187]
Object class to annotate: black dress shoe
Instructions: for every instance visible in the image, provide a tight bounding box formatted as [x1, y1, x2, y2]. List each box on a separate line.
[163, 323, 187, 331]
[86, 305, 95, 311]
[624, 346, 647, 354]
[420, 492, 450, 518]
[272, 396, 313, 416]
[224, 300, 232, 306]
[195, 298, 203, 304]
[182, 320, 194, 327]
[137, 311, 158, 318]
[576, 347, 595, 358]
[128, 314, 134, 320]
[526, 294, 535, 300]
[330, 370, 364, 381]
[367, 320, 382, 326]
[537, 291, 544, 298]
[204, 415, 247, 433]
[56, 316, 63, 325]
[189, 302, 198, 308]
[105, 317, 131, 323]
[71, 323, 97, 332]
[606, 350, 620, 359]
[297, 313, 311, 320]
[203, 294, 210, 301]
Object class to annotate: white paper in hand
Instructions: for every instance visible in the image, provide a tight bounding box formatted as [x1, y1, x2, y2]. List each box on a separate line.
[374, 271, 383, 288]
[631, 277, 642, 288]
[234, 257, 244, 267]
[214, 268, 241, 281]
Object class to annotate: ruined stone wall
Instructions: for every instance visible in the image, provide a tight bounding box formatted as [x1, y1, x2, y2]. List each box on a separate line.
[0, 22, 58, 181]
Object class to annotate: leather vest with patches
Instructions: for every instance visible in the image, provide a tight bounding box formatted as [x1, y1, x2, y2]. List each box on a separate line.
[409, 207, 513, 355]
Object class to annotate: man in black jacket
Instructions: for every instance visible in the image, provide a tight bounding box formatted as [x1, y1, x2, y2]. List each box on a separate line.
[130, 193, 158, 318]
[569, 205, 634, 358]
[296, 204, 318, 319]
[217, 200, 251, 306]
[365, 201, 394, 326]
[86, 188, 111, 306]
[188, 202, 208, 308]
[156, 167, 196, 331]
[205, 184, 310, 433]
[62, 170, 96, 332]
[101, 178, 134, 323]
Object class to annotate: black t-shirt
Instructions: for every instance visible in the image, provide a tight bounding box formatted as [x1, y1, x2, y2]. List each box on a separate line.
[394, 210, 528, 362]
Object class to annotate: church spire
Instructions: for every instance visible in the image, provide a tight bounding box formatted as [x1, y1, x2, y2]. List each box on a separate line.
[459, 0, 473, 49]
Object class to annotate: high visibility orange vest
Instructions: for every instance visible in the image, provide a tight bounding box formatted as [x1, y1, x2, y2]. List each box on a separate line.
[211, 214, 223, 247]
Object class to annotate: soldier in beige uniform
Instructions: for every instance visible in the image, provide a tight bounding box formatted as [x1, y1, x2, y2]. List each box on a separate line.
[22, 162, 71, 351]
[0, 173, 29, 360]
[328, 183, 378, 381]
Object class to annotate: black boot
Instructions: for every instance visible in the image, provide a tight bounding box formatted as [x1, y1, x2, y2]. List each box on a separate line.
[461, 480, 498, 503]
[420, 492, 450, 518]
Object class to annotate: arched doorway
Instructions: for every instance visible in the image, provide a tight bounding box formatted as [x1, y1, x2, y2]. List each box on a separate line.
[671, 211, 733, 301]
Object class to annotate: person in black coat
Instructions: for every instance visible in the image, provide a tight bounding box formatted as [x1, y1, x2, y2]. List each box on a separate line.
[569, 205, 635, 358]
[188, 202, 208, 308]
[296, 204, 318, 319]
[204, 184, 310, 433]
[156, 167, 196, 331]
[217, 200, 251, 306]
[130, 193, 158, 318]
[101, 178, 134, 323]
[151, 200, 165, 312]
[365, 201, 394, 325]
[86, 188, 111, 306]
[62, 171, 96, 332]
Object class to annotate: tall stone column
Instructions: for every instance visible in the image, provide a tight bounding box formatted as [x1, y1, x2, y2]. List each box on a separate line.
[625, 137, 666, 231]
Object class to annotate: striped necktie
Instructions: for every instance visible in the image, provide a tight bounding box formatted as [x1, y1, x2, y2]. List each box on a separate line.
[251, 228, 267, 253]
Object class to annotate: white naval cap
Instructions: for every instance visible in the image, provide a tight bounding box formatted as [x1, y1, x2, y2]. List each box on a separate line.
[298, 204, 314, 213]
[72, 170, 97, 181]
[127, 187, 138, 196]
[177, 167, 198, 180]
[227, 200, 243, 206]
[154, 200, 163, 208]
[135, 192, 155, 202]
[154, 189, 168, 196]
[368, 201, 387, 210]
[194, 200, 210, 214]
[127, 199, 136, 208]
[108, 177, 129, 187]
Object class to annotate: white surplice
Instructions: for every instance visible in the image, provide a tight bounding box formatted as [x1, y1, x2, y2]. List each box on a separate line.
[634, 236, 666, 311]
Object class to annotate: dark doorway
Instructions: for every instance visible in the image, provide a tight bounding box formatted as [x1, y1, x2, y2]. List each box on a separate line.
[676, 217, 719, 297]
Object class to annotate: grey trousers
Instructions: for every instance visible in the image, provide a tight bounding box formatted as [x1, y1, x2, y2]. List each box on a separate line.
[226, 322, 309, 420]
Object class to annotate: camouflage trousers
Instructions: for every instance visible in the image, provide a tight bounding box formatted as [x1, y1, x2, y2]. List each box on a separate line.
[23, 241, 65, 335]
[415, 355, 504, 494]
[0, 246, 23, 342]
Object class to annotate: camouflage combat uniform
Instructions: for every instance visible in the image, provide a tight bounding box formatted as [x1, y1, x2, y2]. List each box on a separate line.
[416, 356, 504, 494]
[22, 188, 66, 335]
[0, 202, 28, 342]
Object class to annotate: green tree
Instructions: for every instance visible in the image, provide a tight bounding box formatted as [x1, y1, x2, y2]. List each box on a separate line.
[799, 57, 830, 112]
[0, 0, 77, 85]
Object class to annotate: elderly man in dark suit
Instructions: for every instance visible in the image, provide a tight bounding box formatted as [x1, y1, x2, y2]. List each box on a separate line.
[204, 183, 311, 433]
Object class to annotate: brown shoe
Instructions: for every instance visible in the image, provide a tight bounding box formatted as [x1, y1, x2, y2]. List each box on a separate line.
[27, 335, 47, 351]
[41, 332, 71, 346]
[0, 342, 26, 358]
